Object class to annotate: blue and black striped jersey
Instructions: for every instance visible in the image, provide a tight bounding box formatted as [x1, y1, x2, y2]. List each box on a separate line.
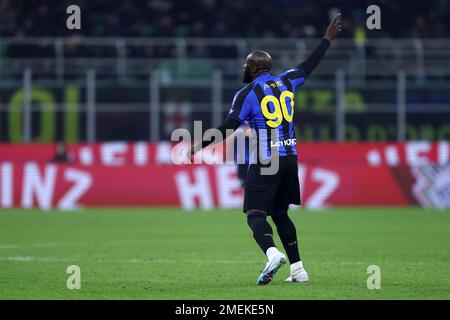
[227, 68, 306, 160]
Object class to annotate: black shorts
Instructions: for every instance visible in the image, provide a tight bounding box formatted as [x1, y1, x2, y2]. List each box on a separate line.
[237, 163, 249, 188]
[243, 155, 301, 215]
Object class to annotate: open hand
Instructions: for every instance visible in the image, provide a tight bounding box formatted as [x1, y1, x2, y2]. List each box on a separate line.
[186, 143, 197, 163]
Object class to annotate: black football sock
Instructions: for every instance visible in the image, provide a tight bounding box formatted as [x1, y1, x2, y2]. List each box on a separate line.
[247, 212, 276, 254]
[272, 213, 301, 264]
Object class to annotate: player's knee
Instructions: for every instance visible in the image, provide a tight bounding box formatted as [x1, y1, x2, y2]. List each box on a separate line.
[247, 210, 267, 228]
[271, 211, 289, 225]
[272, 213, 297, 231]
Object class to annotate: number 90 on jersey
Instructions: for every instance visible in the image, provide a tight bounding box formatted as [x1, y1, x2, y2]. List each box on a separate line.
[260, 90, 294, 128]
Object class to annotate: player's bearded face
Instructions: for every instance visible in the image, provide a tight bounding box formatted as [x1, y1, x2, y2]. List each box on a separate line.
[242, 64, 252, 83]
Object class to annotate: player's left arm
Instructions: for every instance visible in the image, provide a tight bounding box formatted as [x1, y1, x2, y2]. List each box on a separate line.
[187, 117, 241, 161]
[187, 88, 252, 161]
[298, 14, 342, 77]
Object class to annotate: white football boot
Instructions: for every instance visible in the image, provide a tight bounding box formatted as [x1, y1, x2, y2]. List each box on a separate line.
[285, 261, 309, 283]
[256, 248, 287, 285]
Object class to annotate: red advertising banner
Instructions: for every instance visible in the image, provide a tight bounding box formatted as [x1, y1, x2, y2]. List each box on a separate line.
[0, 142, 449, 209]
[1, 141, 449, 166]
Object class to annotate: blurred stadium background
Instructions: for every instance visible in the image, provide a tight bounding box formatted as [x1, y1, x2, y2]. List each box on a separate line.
[0, 0, 448, 210]
[0, 0, 449, 300]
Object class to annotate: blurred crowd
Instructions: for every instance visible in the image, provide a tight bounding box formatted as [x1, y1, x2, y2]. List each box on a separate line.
[0, 0, 448, 39]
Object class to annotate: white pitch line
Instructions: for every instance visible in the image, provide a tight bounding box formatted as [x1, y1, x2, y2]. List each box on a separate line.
[0, 256, 257, 264]
[1, 256, 450, 267]
[0, 244, 19, 250]
[2, 242, 448, 257]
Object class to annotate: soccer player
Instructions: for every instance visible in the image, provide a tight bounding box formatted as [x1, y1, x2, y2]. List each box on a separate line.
[188, 15, 342, 285]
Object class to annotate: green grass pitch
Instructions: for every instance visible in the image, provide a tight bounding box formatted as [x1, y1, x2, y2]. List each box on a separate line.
[0, 207, 449, 299]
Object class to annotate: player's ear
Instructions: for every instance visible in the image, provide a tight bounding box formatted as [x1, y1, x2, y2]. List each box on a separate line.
[251, 65, 258, 73]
